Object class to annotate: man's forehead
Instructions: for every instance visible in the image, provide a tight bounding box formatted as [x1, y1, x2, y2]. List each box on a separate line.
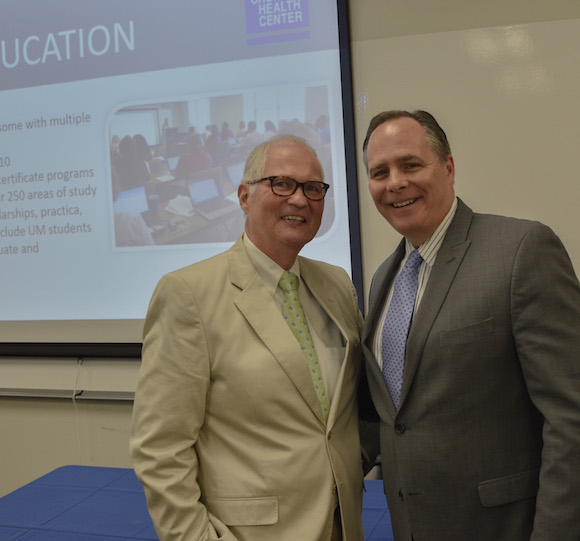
[368, 120, 429, 159]
[369, 152, 422, 172]
[265, 142, 323, 176]
[268, 140, 310, 156]
[369, 118, 424, 143]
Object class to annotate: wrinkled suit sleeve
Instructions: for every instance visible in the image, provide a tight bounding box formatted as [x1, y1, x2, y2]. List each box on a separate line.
[512, 223, 580, 540]
[130, 272, 237, 541]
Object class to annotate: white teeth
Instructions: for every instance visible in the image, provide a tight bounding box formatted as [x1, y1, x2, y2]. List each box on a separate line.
[283, 215, 305, 222]
[393, 199, 416, 208]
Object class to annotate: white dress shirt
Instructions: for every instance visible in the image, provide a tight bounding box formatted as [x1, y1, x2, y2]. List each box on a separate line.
[372, 198, 458, 368]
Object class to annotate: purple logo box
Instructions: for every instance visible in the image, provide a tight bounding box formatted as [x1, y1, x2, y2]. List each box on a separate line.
[245, 0, 310, 35]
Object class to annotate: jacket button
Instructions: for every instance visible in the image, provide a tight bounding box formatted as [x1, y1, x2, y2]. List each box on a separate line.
[395, 423, 406, 434]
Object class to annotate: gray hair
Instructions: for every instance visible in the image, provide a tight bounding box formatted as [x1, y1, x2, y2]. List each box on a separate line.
[242, 134, 323, 193]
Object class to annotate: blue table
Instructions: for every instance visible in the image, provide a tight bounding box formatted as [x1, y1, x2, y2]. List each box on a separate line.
[0, 466, 393, 540]
[362, 478, 394, 540]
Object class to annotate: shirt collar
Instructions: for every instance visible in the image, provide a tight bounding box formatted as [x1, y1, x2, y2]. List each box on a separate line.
[405, 197, 458, 266]
[243, 233, 300, 295]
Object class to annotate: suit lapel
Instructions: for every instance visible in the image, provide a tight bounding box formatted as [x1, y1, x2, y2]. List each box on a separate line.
[300, 259, 353, 428]
[398, 200, 473, 408]
[300, 259, 342, 334]
[363, 241, 406, 344]
[361, 241, 406, 419]
[228, 241, 327, 425]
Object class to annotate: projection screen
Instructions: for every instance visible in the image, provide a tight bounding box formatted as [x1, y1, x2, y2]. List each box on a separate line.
[0, 0, 361, 355]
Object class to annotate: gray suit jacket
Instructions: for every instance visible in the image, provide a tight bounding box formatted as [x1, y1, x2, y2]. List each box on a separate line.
[362, 199, 580, 541]
[131, 236, 366, 541]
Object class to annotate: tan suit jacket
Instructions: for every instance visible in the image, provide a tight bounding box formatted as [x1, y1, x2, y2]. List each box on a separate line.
[131, 237, 366, 541]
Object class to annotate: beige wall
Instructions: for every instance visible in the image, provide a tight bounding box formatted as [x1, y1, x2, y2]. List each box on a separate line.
[0, 359, 138, 496]
[0, 397, 134, 494]
[350, 1, 580, 302]
[2, 1, 580, 498]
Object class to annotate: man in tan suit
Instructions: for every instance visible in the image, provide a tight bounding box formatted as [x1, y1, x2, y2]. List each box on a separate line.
[131, 135, 368, 540]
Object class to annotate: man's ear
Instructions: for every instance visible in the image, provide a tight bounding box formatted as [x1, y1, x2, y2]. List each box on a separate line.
[445, 155, 455, 179]
[238, 183, 250, 214]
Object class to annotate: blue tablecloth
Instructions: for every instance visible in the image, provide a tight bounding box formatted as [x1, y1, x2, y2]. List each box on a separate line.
[0, 466, 393, 540]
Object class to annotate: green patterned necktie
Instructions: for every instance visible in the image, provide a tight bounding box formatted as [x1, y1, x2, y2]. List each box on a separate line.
[278, 270, 330, 422]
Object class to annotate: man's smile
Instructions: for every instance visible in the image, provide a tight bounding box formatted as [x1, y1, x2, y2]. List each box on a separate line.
[392, 198, 417, 208]
[282, 215, 306, 222]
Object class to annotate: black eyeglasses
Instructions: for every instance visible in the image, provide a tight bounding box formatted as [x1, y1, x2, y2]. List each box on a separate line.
[246, 176, 330, 201]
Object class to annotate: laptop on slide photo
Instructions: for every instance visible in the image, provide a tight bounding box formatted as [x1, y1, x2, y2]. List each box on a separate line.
[187, 177, 238, 220]
[167, 155, 180, 173]
[113, 186, 149, 214]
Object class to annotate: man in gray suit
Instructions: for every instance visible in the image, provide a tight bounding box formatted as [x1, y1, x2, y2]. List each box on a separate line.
[360, 109, 580, 541]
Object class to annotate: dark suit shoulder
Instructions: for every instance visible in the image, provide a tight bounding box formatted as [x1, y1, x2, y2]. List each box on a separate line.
[468, 211, 563, 252]
[471, 211, 545, 234]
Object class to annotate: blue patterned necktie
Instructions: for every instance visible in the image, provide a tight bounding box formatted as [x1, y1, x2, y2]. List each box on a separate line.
[381, 250, 423, 410]
[278, 271, 330, 422]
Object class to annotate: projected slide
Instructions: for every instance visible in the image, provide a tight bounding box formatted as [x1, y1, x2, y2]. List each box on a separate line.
[0, 0, 355, 342]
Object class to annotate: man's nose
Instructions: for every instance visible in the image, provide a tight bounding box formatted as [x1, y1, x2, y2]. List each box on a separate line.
[387, 169, 409, 191]
[287, 186, 309, 205]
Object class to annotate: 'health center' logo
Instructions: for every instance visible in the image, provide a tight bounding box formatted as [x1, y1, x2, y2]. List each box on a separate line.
[245, 0, 310, 45]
